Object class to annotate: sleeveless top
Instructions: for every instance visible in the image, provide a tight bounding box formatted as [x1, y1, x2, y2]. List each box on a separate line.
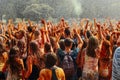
[28, 64, 40, 80]
[82, 51, 99, 80]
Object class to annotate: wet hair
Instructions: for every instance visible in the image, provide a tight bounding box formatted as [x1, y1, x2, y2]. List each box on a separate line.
[8, 46, 23, 74]
[44, 42, 52, 53]
[86, 36, 99, 58]
[64, 28, 70, 37]
[45, 53, 57, 68]
[64, 38, 73, 47]
[30, 41, 39, 54]
[59, 39, 65, 50]
[106, 35, 110, 41]
[27, 26, 33, 33]
[86, 30, 92, 39]
[9, 46, 19, 57]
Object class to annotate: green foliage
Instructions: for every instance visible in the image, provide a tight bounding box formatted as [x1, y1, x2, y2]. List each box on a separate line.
[0, 0, 120, 21]
[23, 4, 54, 21]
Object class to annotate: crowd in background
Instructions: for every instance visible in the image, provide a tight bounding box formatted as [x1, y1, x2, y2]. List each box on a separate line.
[0, 18, 120, 80]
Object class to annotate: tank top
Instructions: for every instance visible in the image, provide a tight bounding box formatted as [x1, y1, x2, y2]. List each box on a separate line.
[83, 54, 98, 73]
[82, 52, 99, 80]
[28, 64, 40, 80]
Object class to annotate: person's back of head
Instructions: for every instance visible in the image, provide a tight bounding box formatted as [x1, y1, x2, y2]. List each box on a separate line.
[64, 38, 73, 48]
[64, 28, 70, 38]
[45, 53, 57, 68]
[86, 30, 92, 39]
[59, 39, 65, 51]
[9, 46, 19, 57]
[30, 41, 39, 54]
[8, 46, 23, 75]
[44, 42, 52, 53]
[106, 35, 110, 41]
[27, 26, 33, 33]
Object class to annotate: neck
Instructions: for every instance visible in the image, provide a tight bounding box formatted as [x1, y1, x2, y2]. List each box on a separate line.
[65, 47, 71, 53]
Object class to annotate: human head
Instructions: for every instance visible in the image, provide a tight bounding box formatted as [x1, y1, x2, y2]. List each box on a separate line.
[30, 41, 39, 54]
[9, 46, 19, 58]
[45, 53, 57, 68]
[27, 26, 33, 33]
[86, 30, 92, 39]
[106, 35, 110, 41]
[64, 28, 70, 38]
[64, 38, 73, 48]
[44, 42, 52, 53]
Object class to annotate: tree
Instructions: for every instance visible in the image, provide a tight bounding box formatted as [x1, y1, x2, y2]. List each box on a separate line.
[23, 4, 54, 21]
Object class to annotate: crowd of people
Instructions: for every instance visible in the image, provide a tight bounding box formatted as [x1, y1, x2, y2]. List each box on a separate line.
[0, 18, 120, 80]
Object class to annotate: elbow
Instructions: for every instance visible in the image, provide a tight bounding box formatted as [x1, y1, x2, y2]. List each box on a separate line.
[25, 69, 32, 78]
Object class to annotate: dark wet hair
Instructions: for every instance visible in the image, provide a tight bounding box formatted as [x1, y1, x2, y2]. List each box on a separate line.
[8, 46, 23, 74]
[30, 41, 39, 54]
[44, 42, 52, 53]
[45, 53, 57, 68]
[27, 26, 33, 33]
[106, 35, 110, 41]
[86, 36, 99, 58]
[86, 30, 92, 39]
[64, 28, 70, 37]
[64, 38, 73, 47]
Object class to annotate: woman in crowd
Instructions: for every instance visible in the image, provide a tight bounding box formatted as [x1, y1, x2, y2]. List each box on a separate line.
[98, 40, 112, 80]
[5, 46, 24, 80]
[81, 36, 100, 80]
[24, 41, 41, 80]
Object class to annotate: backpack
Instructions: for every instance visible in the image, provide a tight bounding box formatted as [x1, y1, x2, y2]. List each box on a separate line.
[51, 67, 58, 80]
[62, 52, 75, 77]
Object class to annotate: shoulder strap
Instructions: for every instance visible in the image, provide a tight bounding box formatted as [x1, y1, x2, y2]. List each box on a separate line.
[51, 67, 58, 80]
